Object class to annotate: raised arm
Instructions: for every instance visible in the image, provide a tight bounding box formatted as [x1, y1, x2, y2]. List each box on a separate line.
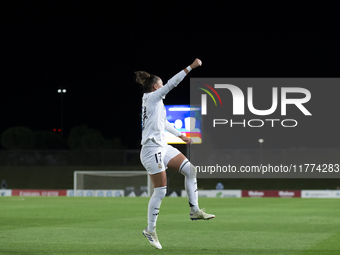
[184, 58, 202, 74]
[153, 58, 202, 99]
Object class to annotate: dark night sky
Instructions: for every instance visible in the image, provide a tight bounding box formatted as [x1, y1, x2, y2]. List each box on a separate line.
[1, 1, 340, 149]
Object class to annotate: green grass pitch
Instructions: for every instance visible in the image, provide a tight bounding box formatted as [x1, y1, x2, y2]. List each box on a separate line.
[0, 197, 339, 255]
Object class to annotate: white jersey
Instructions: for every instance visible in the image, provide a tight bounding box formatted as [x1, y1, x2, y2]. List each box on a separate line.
[141, 70, 187, 147]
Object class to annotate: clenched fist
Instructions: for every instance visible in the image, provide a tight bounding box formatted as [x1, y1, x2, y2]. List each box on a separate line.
[190, 58, 202, 69]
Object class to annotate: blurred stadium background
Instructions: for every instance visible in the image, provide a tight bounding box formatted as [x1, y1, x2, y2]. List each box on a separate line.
[1, 132, 339, 195]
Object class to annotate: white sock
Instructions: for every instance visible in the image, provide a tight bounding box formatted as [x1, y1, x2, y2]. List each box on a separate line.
[179, 159, 199, 213]
[147, 186, 166, 232]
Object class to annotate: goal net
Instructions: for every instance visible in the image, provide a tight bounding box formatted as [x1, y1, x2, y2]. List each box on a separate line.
[73, 171, 151, 197]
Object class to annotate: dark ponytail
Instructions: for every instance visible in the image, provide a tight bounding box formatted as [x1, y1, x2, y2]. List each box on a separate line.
[134, 71, 159, 93]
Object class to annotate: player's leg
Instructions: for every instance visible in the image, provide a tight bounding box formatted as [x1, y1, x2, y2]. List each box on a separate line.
[147, 170, 167, 232]
[165, 146, 215, 220]
[140, 146, 167, 249]
[167, 153, 199, 212]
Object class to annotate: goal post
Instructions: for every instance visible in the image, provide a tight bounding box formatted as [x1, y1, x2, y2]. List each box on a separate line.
[73, 171, 152, 197]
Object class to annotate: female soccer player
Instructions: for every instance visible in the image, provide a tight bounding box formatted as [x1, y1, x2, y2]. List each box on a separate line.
[135, 58, 215, 250]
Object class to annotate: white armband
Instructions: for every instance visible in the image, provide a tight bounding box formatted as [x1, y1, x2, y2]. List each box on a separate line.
[186, 65, 192, 72]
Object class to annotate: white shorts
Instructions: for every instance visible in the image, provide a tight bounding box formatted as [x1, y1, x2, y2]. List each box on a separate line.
[140, 144, 181, 175]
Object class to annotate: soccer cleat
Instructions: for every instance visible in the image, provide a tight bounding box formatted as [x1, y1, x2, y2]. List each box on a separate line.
[190, 208, 215, 221]
[143, 228, 162, 249]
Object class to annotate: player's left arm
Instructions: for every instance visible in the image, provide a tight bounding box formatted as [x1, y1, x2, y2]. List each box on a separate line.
[165, 120, 181, 137]
[165, 120, 193, 144]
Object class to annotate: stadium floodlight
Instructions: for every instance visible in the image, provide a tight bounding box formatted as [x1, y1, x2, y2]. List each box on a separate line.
[57, 88, 67, 137]
[57, 89, 66, 94]
[73, 171, 151, 197]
